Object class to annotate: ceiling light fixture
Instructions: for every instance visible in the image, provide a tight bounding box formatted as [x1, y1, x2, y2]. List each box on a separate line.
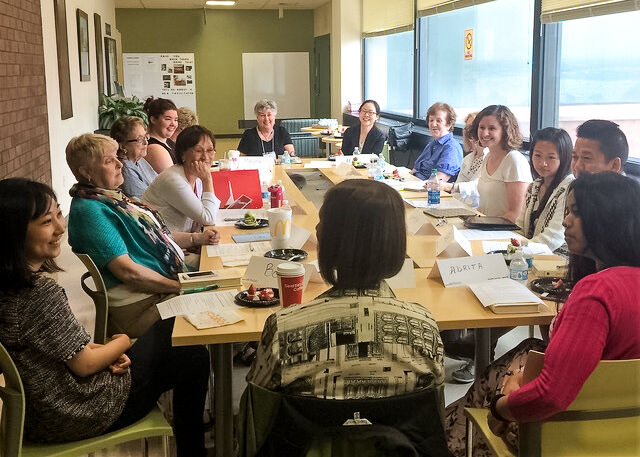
[205, 1, 236, 5]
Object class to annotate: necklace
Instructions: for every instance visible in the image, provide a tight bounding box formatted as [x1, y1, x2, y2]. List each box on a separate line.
[257, 127, 275, 155]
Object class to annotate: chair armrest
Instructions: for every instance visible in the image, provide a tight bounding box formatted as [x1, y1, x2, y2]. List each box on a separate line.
[80, 271, 100, 300]
[464, 408, 515, 457]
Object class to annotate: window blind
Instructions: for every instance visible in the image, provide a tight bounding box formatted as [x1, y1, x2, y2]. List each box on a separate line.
[541, 0, 639, 23]
[362, 0, 414, 37]
[416, 0, 494, 18]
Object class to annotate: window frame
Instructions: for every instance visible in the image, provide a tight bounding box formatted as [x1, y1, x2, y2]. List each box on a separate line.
[361, 0, 639, 167]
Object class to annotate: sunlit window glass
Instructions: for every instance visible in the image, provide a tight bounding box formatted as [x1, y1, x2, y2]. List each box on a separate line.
[557, 10, 640, 158]
[364, 30, 414, 116]
[418, 0, 534, 135]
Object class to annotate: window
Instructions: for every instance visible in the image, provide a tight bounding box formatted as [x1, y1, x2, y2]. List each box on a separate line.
[556, 10, 640, 159]
[417, 0, 534, 135]
[364, 30, 414, 116]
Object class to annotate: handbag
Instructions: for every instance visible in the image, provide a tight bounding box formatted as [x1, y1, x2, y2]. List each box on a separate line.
[387, 122, 413, 151]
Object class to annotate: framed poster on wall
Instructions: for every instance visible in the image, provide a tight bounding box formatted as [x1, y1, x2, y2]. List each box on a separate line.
[76, 9, 90, 81]
[104, 37, 118, 96]
[123, 53, 196, 112]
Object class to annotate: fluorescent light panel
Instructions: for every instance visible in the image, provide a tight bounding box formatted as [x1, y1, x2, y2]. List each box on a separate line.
[206, 1, 236, 5]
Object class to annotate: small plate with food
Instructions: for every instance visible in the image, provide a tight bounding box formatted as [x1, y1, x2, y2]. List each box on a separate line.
[264, 248, 308, 262]
[235, 211, 268, 229]
[235, 285, 279, 307]
[529, 277, 570, 301]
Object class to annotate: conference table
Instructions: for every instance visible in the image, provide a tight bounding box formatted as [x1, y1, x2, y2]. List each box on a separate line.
[171, 160, 557, 456]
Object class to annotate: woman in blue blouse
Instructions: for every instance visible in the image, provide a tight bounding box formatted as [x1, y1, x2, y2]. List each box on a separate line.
[412, 102, 463, 181]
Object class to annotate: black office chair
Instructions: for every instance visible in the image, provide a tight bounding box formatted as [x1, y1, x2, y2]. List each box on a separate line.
[237, 382, 451, 457]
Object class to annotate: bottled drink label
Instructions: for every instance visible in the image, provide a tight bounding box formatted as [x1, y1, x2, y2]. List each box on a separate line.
[509, 268, 528, 282]
[427, 189, 440, 206]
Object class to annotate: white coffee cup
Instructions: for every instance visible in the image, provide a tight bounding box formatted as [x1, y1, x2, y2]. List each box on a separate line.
[267, 207, 292, 249]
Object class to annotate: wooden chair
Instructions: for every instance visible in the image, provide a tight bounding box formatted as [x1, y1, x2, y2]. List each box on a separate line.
[0, 342, 172, 457]
[75, 253, 109, 344]
[464, 350, 640, 457]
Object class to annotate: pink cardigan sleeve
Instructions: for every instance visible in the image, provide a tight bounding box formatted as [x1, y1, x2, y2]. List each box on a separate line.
[507, 277, 610, 422]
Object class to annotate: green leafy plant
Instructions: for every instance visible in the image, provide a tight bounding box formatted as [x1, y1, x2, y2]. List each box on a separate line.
[98, 94, 148, 130]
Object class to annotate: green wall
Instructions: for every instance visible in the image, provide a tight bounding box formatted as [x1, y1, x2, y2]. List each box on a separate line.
[115, 8, 315, 134]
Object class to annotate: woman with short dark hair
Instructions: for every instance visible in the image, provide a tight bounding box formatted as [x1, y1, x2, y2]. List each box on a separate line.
[143, 125, 221, 233]
[340, 100, 386, 155]
[247, 179, 444, 399]
[0, 178, 209, 456]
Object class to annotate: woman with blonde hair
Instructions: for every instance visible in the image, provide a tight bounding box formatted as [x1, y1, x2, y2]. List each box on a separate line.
[66, 133, 220, 337]
[170, 107, 199, 143]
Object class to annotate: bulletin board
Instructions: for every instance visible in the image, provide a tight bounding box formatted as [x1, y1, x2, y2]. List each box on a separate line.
[242, 52, 310, 119]
[123, 53, 196, 111]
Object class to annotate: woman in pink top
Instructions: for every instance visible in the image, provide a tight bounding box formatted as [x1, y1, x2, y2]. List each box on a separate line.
[445, 172, 640, 456]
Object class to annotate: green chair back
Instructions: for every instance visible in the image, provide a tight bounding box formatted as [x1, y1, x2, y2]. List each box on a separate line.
[465, 351, 640, 457]
[75, 253, 109, 344]
[0, 342, 26, 457]
[0, 342, 172, 457]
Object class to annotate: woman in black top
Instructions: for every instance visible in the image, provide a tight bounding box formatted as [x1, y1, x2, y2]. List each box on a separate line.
[340, 100, 386, 155]
[144, 97, 178, 173]
[238, 99, 295, 157]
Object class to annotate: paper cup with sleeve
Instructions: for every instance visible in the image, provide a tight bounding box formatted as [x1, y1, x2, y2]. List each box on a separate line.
[276, 262, 305, 307]
[268, 207, 292, 249]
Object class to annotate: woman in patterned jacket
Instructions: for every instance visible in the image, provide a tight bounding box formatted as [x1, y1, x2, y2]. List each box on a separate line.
[516, 127, 574, 251]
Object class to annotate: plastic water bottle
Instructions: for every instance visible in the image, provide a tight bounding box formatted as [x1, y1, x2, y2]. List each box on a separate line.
[509, 248, 529, 286]
[378, 153, 387, 171]
[381, 141, 390, 163]
[427, 169, 440, 207]
[282, 150, 291, 164]
[261, 182, 270, 209]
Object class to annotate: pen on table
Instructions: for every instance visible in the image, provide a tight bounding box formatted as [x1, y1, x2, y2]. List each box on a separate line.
[181, 284, 219, 295]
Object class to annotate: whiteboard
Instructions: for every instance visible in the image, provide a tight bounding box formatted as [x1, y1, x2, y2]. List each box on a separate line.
[242, 52, 310, 119]
[123, 53, 196, 112]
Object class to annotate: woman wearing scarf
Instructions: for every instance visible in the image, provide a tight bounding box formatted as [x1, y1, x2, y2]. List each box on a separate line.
[66, 134, 220, 338]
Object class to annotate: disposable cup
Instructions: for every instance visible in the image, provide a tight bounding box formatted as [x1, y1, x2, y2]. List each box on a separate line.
[267, 207, 292, 249]
[276, 262, 305, 307]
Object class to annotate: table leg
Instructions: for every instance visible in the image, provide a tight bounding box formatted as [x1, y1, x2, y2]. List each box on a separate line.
[211, 343, 233, 457]
[474, 328, 491, 375]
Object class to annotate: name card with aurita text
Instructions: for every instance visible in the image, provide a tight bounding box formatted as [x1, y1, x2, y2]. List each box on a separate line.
[428, 253, 508, 287]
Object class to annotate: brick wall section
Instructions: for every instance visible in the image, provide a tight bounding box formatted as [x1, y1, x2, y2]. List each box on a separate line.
[0, 0, 51, 184]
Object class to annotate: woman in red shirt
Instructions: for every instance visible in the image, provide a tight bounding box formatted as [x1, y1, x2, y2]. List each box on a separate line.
[446, 171, 640, 456]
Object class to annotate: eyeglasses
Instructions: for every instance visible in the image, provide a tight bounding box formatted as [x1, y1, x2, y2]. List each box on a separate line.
[360, 110, 377, 116]
[127, 135, 150, 145]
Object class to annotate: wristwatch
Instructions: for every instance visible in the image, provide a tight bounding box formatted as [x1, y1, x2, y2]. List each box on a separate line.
[490, 394, 509, 422]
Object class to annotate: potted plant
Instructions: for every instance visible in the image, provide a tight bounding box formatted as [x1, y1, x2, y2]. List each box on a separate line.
[96, 94, 148, 134]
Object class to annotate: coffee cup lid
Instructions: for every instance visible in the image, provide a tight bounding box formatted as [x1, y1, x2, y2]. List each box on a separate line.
[276, 262, 304, 276]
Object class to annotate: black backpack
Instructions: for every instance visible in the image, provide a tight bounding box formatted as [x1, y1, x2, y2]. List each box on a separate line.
[387, 122, 413, 152]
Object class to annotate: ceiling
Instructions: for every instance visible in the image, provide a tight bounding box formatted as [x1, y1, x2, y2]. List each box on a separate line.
[115, 0, 330, 9]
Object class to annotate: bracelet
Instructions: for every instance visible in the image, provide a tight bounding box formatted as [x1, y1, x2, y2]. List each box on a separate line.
[490, 394, 509, 422]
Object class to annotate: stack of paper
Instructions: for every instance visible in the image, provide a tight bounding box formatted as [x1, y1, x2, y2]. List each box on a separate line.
[206, 241, 272, 266]
[481, 240, 553, 255]
[156, 289, 243, 329]
[468, 278, 543, 314]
